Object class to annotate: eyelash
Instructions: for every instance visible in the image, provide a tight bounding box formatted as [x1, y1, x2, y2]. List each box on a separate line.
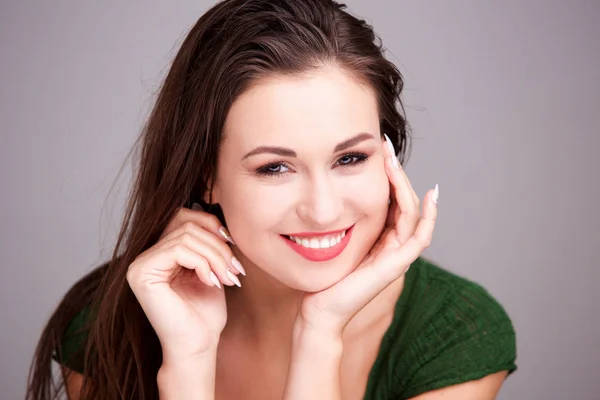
[255, 152, 369, 177]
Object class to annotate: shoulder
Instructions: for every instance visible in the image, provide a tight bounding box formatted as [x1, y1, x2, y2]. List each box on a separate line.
[49, 264, 108, 374]
[371, 257, 517, 399]
[409, 257, 515, 327]
[52, 305, 93, 374]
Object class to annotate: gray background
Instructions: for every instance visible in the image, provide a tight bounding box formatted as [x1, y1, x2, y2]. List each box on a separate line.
[2, 1, 599, 399]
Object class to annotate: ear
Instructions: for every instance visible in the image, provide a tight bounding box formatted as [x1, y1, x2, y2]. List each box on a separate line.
[203, 179, 221, 205]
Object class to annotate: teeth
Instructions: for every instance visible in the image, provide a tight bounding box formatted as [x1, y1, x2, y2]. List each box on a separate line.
[288, 230, 347, 249]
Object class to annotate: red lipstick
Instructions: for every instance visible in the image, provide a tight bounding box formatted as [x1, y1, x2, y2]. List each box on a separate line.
[282, 225, 354, 262]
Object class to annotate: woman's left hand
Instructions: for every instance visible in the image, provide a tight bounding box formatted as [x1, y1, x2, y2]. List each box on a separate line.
[298, 134, 439, 336]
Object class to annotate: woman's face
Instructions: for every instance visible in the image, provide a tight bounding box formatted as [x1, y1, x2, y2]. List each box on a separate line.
[212, 67, 390, 292]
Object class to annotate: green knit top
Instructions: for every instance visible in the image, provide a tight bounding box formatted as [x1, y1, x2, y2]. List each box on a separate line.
[54, 257, 517, 399]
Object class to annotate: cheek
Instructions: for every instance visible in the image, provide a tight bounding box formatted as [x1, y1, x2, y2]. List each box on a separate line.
[346, 163, 390, 214]
[220, 180, 289, 236]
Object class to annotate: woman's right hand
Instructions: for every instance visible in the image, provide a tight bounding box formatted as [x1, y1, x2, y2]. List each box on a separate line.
[126, 204, 244, 362]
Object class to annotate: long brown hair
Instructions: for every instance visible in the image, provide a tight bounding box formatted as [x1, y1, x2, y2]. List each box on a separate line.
[26, 0, 411, 398]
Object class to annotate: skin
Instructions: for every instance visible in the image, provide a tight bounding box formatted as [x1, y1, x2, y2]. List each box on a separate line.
[213, 67, 394, 399]
[213, 67, 390, 338]
[66, 67, 508, 399]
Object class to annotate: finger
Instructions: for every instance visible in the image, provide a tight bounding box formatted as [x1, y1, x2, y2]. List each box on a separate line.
[380, 186, 438, 279]
[180, 234, 242, 287]
[382, 135, 420, 245]
[336, 187, 438, 304]
[162, 207, 235, 244]
[157, 221, 245, 276]
[168, 242, 231, 288]
[129, 243, 216, 289]
[157, 235, 241, 287]
[382, 134, 418, 213]
[386, 186, 438, 273]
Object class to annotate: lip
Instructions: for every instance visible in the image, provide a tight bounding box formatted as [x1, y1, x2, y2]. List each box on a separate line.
[282, 224, 354, 262]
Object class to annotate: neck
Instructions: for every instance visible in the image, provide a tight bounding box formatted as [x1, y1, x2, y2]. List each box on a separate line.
[221, 248, 406, 349]
[223, 252, 302, 348]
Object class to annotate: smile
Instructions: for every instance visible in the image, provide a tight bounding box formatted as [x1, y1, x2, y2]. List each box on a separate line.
[281, 225, 354, 262]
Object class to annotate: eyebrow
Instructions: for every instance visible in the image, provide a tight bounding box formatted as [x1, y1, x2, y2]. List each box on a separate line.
[241, 132, 375, 160]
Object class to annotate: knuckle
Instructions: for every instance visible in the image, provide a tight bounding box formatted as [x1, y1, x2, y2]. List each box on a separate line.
[125, 266, 136, 283]
[204, 213, 222, 227]
[418, 233, 432, 248]
[222, 247, 234, 260]
[178, 232, 194, 247]
[400, 207, 420, 219]
[182, 220, 198, 233]
[171, 243, 187, 259]
[196, 258, 210, 271]
[126, 261, 142, 284]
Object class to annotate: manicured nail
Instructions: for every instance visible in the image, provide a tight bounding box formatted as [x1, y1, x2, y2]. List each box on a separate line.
[231, 257, 246, 276]
[219, 226, 235, 244]
[209, 271, 221, 289]
[227, 269, 242, 287]
[432, 184, 439, 205]
[384, 133, 400, 169]
[191, 202, 203, 211]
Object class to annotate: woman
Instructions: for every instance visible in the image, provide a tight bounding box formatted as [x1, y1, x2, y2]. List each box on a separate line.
[26, 0, 517, 399]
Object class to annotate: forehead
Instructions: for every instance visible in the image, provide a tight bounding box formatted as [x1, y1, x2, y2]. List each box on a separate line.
[222, 68, 380, 149]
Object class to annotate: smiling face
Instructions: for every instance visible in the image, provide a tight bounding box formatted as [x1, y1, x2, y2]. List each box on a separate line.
[211, 67, 390, 292]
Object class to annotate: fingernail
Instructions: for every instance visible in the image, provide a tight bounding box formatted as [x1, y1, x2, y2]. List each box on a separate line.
[219, 226, 235, 244]
[191, 202, 203, 211]
[432, 184, 439, 205]
[227, 269, 242, 287]
[384, 134, 400, 169]
[209, 271, 221, 289]
[231, 257, 246, 276]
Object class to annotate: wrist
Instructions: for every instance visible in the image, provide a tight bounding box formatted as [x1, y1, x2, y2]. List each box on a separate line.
[293, 316, 344, 342]
[284, 318, 344, 400]
[161, 343, 219, 366]
[158, 353, 217, 400]
[292, 317, 344, 355]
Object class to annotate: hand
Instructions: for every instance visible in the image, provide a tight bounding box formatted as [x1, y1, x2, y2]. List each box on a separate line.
[126, 205, 244, 361]
[298, 134, 438, 335]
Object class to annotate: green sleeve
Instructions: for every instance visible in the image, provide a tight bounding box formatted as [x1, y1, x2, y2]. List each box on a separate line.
[51, 307, 91, 374]
[396, 274, 517, 399]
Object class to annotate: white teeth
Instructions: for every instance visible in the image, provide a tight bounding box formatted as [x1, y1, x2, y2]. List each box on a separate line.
[288, 230, 347, 249]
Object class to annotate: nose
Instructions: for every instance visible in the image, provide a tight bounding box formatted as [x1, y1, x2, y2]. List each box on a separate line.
[296, 174, 343, 228]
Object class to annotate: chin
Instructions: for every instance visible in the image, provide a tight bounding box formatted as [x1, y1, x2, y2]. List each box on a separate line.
[283, 269, 353, 293]
[282, 249, 367, 293]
